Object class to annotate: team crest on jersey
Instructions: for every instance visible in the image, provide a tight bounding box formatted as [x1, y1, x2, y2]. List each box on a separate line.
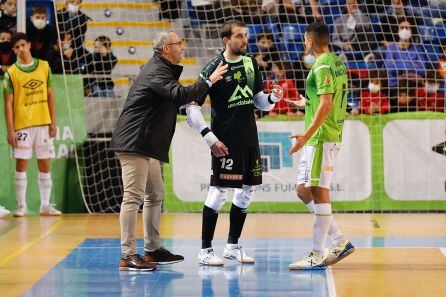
[23, 79, 43, 89]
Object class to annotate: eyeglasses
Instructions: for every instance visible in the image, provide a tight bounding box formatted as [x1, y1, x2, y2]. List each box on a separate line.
[163, 39, 184, 46]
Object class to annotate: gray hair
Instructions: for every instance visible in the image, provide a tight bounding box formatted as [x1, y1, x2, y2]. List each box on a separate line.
[153, 31, 172, 53]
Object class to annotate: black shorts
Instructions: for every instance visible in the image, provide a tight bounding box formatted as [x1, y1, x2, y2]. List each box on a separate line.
[210, 146, 262, 188]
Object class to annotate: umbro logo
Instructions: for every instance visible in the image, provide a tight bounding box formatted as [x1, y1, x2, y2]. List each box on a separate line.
[23, 79, 43, 90]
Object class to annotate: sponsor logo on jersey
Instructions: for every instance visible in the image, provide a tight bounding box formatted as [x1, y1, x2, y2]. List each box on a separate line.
[23, 79, 43, 90]
[219, 174, 243, 180]
[227, 84, 253, 108]
[324, 75, 330, 84]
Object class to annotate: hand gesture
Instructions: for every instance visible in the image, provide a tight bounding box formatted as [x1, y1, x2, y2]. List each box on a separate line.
[211, 141, 229, 157]
[288, 134, 308, 155]
[208, 61, 228, 84]
[285, 94, 306, 108]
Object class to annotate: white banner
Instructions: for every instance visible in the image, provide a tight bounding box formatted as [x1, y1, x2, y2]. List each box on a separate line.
[172, 120, 372, 202]
[383, 120, 446, 200]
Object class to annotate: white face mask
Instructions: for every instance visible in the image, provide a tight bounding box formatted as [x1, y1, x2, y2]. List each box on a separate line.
[425, 83, 439, 93]
[398, 29, 411, 41]
[32, 19, 47, 30]
[346, 15, 357, 30]
[62, 43, 71, 51]
[368, 82, 381, 93]
[67, 4, 80, 14]
[3, 10, 16, 17]
[303, 54, 316, 66]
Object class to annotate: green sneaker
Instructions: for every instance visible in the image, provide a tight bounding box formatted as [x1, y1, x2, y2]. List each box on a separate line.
[288, 251, 328, 270]
[325, 240, 355, 266]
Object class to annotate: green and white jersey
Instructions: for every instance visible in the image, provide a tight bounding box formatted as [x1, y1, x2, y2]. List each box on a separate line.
[305, 52, 348, 145]
[197, 53, 264, 149]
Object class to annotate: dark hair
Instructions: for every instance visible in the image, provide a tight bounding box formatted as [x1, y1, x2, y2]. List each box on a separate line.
[11, 32, 29, 46]
[95, 35, 112, 49]
[0, 28, 11, 35]
[305, 22, 329, 46]
[32, 4, 47, 16]
[220, 20, 246, 40]
[256, 31, 274, 43]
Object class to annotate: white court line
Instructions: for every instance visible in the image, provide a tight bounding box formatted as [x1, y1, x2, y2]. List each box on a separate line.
[440, 248, 446, 258]
[325, 267, 337, 297]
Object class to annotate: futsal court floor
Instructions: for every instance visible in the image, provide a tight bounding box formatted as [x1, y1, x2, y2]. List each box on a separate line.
[0, 213, 445, 297]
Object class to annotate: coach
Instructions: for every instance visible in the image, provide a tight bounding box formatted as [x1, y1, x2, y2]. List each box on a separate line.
[110, 31, 227, 271]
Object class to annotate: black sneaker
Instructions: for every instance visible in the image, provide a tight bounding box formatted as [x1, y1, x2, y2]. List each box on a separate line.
[145, 246, 184, 265]
[119, 254, 157, 271]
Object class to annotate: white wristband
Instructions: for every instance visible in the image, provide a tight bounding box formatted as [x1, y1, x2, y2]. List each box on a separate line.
[203, 131, 218, 147]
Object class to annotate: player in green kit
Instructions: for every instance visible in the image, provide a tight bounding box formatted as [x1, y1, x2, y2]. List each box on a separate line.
[288, 23, 354, 270]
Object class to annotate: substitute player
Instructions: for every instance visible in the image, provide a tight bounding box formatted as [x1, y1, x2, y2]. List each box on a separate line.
[185, 20, 283, 266]
[288, 23, 354, 270]
[4, 32, 60, 217]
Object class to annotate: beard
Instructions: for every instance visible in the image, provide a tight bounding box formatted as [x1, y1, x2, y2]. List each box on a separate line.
[231, 43, 247, 56]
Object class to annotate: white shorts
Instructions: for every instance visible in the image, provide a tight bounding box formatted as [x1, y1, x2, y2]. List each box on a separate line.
[13, 126, 55, 160]
[297, 142, 340, 189]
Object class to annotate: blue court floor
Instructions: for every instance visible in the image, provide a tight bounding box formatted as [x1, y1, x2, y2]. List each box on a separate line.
[23, 237, 446, 297]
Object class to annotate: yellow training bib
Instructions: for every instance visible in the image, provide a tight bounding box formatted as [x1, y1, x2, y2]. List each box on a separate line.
[7, 60, 51, 131]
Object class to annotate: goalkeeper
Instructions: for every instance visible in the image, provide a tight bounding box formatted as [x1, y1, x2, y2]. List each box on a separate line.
[185, 20, 284, 266]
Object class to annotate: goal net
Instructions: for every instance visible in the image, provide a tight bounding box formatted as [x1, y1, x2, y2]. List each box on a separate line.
[54, 0, 446, 213]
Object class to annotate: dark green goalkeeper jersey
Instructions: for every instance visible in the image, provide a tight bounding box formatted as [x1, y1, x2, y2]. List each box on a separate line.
[197, 53, 264, 150]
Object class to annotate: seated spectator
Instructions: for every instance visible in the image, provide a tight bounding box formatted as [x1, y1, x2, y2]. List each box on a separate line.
[332, 0, 376, 53]
[86, 36, 117, 97]
[416, 70, 444, 112]
[27, 5, 57, 60]
[384, 19, 426, 88]
[57, 0, 91, 54]
[360, 70, 390, 114]
[436, 39, 446, 80]
[358, 0, 388, 14]
[230, 0, 275, 24]
[390, 79, 417, 112]
[0, 0, 16, 34]
[46, 32, 89, 74]
[0, 28, 14, 76]
[264, 62, 303, 118]
[379, 0, 423, 47]
[192, 0, 234, 23]
[278, 0, 322, 24]
[293, 51, 314, 93]
[253, 31, 281, 75]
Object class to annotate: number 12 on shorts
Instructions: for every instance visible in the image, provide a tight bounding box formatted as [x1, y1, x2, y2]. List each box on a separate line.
[220, 158, 233, 170]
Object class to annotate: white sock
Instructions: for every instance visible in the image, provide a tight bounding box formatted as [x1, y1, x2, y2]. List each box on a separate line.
[225, 243, 239, 250]
[38, 172, 52, 207]
[305, 200, 315, 212]
[313, 203, 332, 257]
[306, 200, 344, 244]
[15, 171, 27, 207]
[328, 218, 345, 245]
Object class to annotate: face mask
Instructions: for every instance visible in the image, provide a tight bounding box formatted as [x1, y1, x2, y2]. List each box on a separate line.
[3, 10, 16, 17]
[398, 29, 411, 41]
[303, 54, 316, 66]
[368, 82, 381, 93]
[32, 19, 47, 30]
[346, 15, 357, 30]
[67, 4, 80, 14]
[0, 41, 11, 52]
[425, 84, 439, 93]
[62, 43, 71, 51]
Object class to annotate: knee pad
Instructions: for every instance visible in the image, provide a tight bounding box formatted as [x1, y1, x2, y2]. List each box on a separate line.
[232, 185, 255, 209]
[205, 186, 228, 212]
